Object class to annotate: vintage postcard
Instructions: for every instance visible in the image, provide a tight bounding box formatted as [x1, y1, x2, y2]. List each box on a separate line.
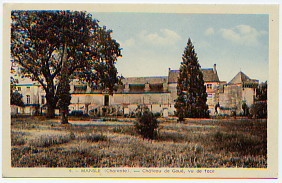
[2, 3, 279, 178]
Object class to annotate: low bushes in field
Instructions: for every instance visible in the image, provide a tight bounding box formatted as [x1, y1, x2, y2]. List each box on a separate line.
[158, 132, 187, 142]
[11, 117, 267, 168]
[11, 131, 27, 146]
[112, 127, 123, 133]
[11, 136, 26, 146]
[79, 134, 108, 142]
[12, 147, 100, 167]
[28, 133, 75, 147]
[112, 126, 136, 136]
[212, 131, 266, 156]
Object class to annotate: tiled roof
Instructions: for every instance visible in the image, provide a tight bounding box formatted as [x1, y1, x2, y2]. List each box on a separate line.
[202, 69, 220, 82]
[122, 76, 167, 85]
[168, 68, 220, 83]
[229, 71, 259, 84]
[118, 83, 165, 93]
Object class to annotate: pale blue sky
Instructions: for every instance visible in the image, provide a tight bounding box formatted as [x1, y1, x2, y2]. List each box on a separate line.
[91, 12, 269, 83]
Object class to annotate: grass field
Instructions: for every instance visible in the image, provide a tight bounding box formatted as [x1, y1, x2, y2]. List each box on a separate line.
[11, 116, 267, 168]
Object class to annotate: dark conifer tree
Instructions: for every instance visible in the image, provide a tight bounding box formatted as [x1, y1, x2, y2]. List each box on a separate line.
[175, 38, 209, 120]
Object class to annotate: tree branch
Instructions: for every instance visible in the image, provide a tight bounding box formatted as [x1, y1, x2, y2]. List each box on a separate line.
[15, 55, 48, 91]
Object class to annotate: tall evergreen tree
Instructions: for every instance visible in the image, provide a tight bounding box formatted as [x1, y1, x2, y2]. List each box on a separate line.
[175, 38, 209, 120]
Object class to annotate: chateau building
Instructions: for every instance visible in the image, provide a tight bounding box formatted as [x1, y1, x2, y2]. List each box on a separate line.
[11, 64, 259, 117]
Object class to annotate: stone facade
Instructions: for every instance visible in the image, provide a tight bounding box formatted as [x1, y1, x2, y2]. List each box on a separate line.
[11, 64, 259, 117]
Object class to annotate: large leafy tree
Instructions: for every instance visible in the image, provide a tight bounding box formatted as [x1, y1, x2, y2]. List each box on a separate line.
[175, 38, 209, 120]
[11, 10, 122, 119]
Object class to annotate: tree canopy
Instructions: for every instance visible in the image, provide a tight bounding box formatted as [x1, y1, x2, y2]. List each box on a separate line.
[11, 10, 122, 118]
[250, 81, 267, 118]
[175, 38, 209, 120]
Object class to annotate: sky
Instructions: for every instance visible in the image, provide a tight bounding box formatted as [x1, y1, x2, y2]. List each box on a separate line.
[91, 12, 268, 83]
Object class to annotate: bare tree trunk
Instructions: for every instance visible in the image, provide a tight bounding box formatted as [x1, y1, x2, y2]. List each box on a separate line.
[58, 43, 71, 124]
[45, 90, 58, 118]
[46, 103, 55, 118]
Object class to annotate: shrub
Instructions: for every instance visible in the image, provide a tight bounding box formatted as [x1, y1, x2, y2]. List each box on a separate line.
[10, 92, 25, 106]
[231, 111, 237, 117]
[242, 103, 250, 116]
[134, 111, 159, 139]
[154, 112, 161, 117]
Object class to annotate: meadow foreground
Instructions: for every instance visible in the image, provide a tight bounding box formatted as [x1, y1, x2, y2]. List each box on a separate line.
[11, 116, 267, 168]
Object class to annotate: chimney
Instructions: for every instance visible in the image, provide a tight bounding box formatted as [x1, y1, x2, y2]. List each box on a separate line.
[213, 64, 217, 74]
[124, 83, 130, 93]
[163, 82, 168, 92]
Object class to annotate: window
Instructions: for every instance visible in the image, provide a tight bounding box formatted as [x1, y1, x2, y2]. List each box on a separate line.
[26, 95, 30, 104]
[207, 84, 212, 89]
[104, 95, 109, 106]
[26, 86, 30, 91]
[17, 87, 21, 91]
